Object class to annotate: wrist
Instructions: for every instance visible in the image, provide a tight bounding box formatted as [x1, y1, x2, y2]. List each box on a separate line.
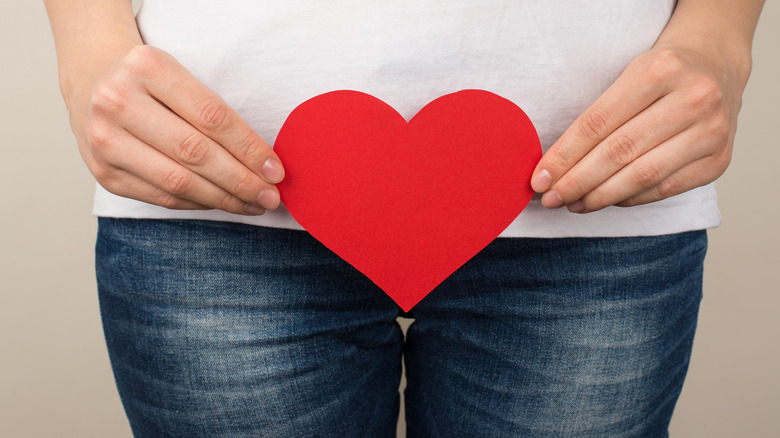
[45, 0, 143, 110]
[652, 36, 752, 93]
[653, 0, 763, 91]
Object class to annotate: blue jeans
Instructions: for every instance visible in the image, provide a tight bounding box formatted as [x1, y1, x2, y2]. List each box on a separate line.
[96, 218, 706, 437]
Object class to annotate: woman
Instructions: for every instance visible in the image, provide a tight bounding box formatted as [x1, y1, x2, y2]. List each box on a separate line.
[44, 1, 763, 436]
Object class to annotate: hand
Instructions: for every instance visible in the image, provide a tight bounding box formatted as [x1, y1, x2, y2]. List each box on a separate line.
[68, 45, 283, 215]
[530, 45, 745, 213]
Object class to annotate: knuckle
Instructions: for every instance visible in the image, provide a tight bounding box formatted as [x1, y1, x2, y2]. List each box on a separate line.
[94, 167, 131, 200]
[557, 175, 589, 202]
[645, 49, 684, 83]
[90, 82, 126, 114]
[655, 176, 681, 200]
[217, 192, 239, 212]
[585, 189, 611, 211]
[710, 149, 733, 176]
[86, 121, 117, 149]
[618, 196, 641, 208]
[173, 134, 211, 166]
[230, 170, 257, 197]
[542, 145, 575, 173]
[161, 168, 194, 196]
[686, 78, 722, 109]
[604, 134, 640, 167]
[90, 164, 114, 186]
[578, 108, 611, 141]
[195, 99, 229, 132]
[154, 190, 179, 209]
[232, 131, 264, 162]
[634, 163, 664, 189]
[568, 177, 590, 200]
[707, 111, 731, 140]
[121, 45, 161, 75]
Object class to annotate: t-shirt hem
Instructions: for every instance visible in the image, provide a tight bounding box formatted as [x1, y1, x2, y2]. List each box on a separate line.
[92, 184, 720, 238]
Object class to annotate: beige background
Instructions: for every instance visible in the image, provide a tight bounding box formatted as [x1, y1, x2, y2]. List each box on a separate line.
[1, 1, 778, 436]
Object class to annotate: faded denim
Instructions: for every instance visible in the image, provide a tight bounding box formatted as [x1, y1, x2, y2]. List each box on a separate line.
[96, 218, 706, 437]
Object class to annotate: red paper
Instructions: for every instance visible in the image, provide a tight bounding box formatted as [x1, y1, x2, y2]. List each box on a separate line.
[275, 90, 541, 311]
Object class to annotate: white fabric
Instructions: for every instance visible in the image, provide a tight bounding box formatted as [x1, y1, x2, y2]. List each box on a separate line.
[94, 0, 721, 237]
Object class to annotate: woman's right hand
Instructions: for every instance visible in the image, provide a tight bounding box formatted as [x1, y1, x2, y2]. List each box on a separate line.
[68, 45, 284, 216]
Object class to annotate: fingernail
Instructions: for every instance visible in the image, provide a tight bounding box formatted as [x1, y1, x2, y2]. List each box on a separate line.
[531, 169, 552, 192]
[567, 200, 586, 213]
[262, 158, 285, 183]
[257, 189, 280, 210]
[243, 204, 266, 216]
[541, 190, 565, 209]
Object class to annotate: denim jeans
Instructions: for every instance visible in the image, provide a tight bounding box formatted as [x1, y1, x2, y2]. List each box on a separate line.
[96, 218, 706, 437]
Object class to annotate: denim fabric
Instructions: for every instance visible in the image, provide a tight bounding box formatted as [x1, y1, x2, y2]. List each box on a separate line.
[96, 218, 706, 438]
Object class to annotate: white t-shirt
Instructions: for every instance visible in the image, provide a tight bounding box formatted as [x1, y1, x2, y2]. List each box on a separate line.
[94, 0, 720, 237]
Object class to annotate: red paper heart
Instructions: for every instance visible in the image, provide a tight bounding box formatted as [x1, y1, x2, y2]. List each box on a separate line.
[275, 90, 541, 311]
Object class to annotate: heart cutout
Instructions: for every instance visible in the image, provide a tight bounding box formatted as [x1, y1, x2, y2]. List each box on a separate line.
[275, 90, 541, 311]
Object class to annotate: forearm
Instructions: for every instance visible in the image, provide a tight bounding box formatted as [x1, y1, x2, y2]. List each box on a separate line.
[656, 0, 765, 88]
[44, 0, 142, 108]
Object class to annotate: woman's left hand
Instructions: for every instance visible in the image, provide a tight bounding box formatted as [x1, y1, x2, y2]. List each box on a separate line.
[530, 43, 747, 213]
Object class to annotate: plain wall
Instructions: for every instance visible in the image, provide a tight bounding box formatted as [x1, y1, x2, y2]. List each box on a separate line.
[1, 1, 777, 436]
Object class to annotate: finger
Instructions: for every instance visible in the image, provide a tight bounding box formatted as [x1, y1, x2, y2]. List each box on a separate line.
[531, 55, 674, 193]
[616, 154, 729, 208]
[101, 131, 267, 215]
[135, 49, 284, 184]
[548, 93, 696, 206]
[98, 167, 209, 211]
[570, 128, 710, 212]
[121, 93, 280, 210]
